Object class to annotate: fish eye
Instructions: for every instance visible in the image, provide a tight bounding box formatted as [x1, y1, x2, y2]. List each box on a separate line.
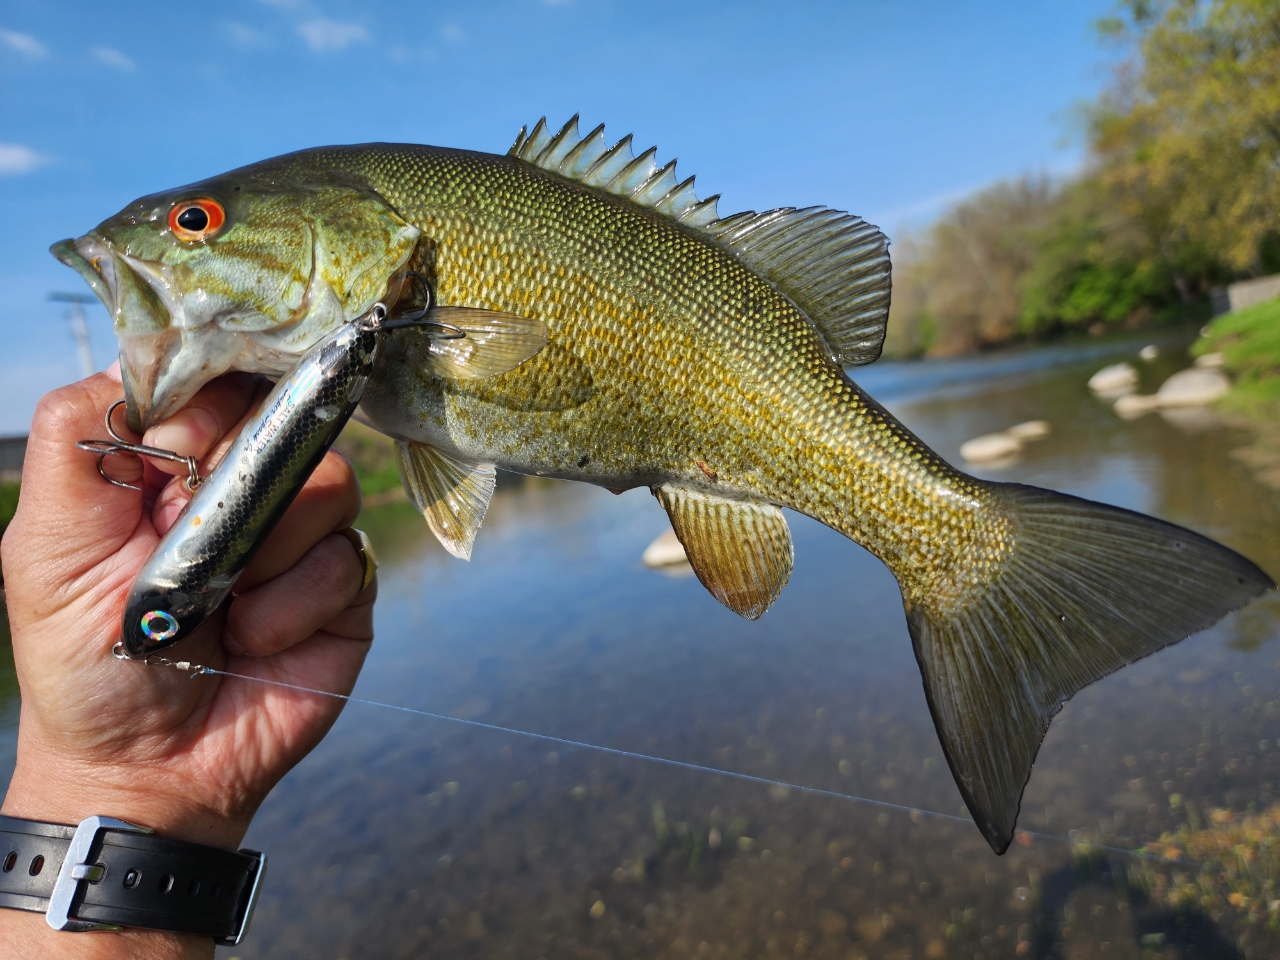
[168, 197, 226, 243]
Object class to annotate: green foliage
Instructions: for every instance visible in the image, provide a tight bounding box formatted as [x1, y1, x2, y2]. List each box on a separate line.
[886, 0, 1280, 357]
[0, 483, 18, 536]
[332, 420, 402, 497]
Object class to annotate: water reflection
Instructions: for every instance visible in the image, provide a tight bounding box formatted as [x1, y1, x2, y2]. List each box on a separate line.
[5, 336, 1280, 958]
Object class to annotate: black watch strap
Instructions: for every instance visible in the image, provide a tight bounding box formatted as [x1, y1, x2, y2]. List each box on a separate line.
[0, 814, 265, 943]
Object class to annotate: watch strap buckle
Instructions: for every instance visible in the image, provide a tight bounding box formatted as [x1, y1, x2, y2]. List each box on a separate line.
[46, 816, 154, 933]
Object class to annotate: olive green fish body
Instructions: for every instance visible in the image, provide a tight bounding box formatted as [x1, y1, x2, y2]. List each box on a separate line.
[53, 120, 1274, 854]
[281, 145, 985, 592]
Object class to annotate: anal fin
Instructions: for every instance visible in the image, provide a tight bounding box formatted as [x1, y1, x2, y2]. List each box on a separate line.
[395, 439, 496, 560]
[654, 484, 794, 620]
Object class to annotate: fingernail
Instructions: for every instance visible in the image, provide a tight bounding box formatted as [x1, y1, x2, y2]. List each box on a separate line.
[146, 407, 220, 458]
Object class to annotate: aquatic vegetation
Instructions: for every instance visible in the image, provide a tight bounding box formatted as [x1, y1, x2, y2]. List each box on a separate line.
[1138, 804, 1280, 930]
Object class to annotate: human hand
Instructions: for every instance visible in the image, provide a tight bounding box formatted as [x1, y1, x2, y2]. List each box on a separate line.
[0, 368, 375, 959]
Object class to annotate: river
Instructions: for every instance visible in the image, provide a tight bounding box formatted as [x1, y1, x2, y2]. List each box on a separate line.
[3, 334, 1278, 959]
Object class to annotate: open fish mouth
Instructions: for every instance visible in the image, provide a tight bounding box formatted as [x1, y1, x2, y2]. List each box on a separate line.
[51, 235, 311, 430]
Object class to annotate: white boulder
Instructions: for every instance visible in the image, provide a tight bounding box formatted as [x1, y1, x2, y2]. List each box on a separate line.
[1156, 368, 1230, 407]
[1005, 420, 1051, 441]
[1138, 344, 1159, 361]
[1193, 352, 1224, 368]
[1114, 394, 1161, 419]
[641, 528, 688, 568]
[960, 432, 1023, 464]
[1089, 362, 1139, 396]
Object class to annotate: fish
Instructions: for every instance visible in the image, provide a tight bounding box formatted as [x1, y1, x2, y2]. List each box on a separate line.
[51, 116, 1274, 853]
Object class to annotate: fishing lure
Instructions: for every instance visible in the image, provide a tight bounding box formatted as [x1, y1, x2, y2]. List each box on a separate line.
[121, 307, 385, 656]
[79, 270, 547, 660]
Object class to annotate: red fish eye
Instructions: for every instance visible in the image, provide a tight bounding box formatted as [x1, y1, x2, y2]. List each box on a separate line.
[168, 198, 226, 242]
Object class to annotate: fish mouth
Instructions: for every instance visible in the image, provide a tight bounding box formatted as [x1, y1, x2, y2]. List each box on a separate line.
[51, 234, 292, 430]
[51, 238, 115, 311]
[52, 235, 181, 430]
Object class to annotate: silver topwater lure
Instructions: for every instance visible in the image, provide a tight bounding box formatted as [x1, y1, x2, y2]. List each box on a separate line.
[80, 280, 451, 658]
[119, 309, 384, 657]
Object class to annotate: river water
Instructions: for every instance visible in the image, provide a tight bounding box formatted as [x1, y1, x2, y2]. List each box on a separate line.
[3, 334, 1279, 959]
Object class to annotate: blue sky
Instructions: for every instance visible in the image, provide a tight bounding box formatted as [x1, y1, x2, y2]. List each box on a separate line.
[0, 0, 1117, 435]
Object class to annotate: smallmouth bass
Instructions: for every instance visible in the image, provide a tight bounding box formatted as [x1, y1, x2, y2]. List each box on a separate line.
[52, 116, 1274, 853]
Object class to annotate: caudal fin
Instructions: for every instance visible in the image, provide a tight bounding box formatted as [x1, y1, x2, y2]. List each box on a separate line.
[906, 483, 1273, 854]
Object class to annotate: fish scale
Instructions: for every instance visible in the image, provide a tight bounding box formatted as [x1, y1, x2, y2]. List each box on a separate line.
[53, 121, 1273, 853]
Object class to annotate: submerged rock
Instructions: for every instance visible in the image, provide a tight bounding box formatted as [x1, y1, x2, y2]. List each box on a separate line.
[960, 420, 1052, 465]
[1114, 394, 1161, 419]
[1088, 362, 1139, 396]
[1156, 368, 1230, 407]
[959, 432, 1023, 464]
[642, 528, 692, 573]
[1005, 420, 1051, 441]
[1139, 344, 1159, 361]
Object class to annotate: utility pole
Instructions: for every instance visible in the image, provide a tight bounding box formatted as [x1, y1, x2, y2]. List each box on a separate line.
[49, 292, 98, 379]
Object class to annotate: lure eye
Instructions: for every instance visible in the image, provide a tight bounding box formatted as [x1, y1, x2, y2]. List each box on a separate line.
[140, 609, 179, 642]
[168, 198, 225, 243]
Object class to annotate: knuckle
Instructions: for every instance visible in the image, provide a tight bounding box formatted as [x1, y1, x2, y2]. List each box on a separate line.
[309, 535, 361, 593]
[31, 384, 94, 441]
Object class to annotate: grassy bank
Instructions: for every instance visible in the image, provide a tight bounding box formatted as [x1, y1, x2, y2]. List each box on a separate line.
[1195, 296, 1280, 422]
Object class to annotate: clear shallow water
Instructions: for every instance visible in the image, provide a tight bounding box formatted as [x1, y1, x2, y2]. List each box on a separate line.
[4, 334, 1280, 959]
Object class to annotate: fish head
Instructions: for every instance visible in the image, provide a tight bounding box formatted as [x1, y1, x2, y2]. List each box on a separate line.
[52, 165, 420, 429]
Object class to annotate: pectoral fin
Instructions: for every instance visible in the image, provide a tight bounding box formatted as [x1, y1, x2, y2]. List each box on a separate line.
[424, 307, 548, 380]
[395, 439, 496, 560]
[654, 484, 794, 619]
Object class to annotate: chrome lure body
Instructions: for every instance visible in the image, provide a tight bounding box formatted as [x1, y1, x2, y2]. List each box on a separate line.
[121, 317, 381, 657]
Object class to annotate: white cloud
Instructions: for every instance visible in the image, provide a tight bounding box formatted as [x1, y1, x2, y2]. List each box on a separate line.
[0, 29, 47, 58]
[92, 46, 135, 71]
[298, 19, 369, 52]
[226, 22, 269, 48]
[0, 143, 46, 176]
[440, 22, 464, 42]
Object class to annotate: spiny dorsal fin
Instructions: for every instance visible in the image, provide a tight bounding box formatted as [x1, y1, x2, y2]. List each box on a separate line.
[395, 440, 496, 560]
[509, 116, 891, 366]
[510, 116, 722, 227]
[653, 483, 794, 620]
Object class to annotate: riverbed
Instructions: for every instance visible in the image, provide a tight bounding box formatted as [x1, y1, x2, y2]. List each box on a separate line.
[3, 334, 1278, 959]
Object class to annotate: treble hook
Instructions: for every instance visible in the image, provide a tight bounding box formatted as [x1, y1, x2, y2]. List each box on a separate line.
[378, 271, 465, 339]
[77, 399, 203, 492]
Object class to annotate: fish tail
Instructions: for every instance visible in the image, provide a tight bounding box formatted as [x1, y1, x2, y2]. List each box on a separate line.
[904, 482, 1272, 854]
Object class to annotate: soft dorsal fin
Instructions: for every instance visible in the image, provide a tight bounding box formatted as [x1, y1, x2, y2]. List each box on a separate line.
[509, 116, 892, 366]
[653, 483, 794, 620]
[702, 208, 891, 365]
[395, 439, 496, 560]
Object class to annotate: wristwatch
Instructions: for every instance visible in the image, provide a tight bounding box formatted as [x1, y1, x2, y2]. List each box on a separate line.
[0, 814, 266, 944]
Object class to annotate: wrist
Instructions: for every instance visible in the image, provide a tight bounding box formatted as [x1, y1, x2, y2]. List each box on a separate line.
[2, 744, 251, 853]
